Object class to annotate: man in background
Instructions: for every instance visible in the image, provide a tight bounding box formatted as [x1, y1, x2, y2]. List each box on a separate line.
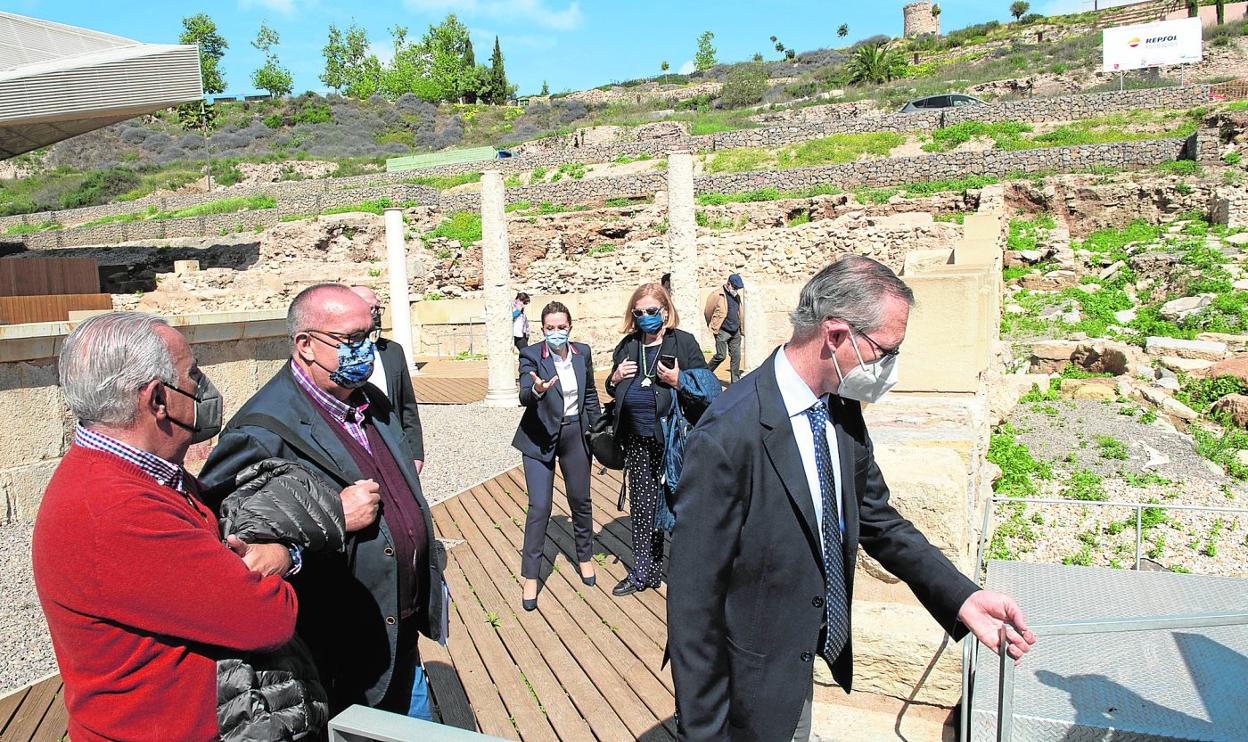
[704, 273, 746, 384]
[350, 285, 425, 474]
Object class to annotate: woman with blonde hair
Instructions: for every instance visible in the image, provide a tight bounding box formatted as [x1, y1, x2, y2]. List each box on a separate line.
[604, 282, 716, 596]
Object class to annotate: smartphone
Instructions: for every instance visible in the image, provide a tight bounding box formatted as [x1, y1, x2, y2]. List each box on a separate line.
[659, 354, 677, 368]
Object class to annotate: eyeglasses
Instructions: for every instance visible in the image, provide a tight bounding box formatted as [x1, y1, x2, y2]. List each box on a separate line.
[851, 325, 901, 361]
[631, 307, 663, 318]
[306, 329, 372, 350]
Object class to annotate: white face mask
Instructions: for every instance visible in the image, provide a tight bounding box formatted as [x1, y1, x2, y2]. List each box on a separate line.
[833, 330, 900, 404]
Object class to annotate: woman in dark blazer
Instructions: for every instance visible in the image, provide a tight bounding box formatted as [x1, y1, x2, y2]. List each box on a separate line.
[605, 282, 711, 597]
[511, 301, 603, 611]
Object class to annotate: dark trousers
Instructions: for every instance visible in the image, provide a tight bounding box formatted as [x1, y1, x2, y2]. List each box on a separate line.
[374, 616, 420, 713]
[623, 433, 665, 588]
[520, 420, 593, 579]
[708, 328, 742, 382]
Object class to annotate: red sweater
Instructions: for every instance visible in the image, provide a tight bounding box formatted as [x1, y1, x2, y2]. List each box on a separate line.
[32, 446, 298, 742]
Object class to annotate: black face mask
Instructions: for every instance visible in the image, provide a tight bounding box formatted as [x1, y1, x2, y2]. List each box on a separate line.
[162, 367, 223, 444]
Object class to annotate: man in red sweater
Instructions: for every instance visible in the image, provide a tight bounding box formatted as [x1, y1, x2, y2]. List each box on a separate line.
[33, 312, 299, 742]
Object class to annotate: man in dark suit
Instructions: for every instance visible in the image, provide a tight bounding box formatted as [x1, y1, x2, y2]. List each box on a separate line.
[199, 284, 445, 722]
[351, 285, 425, 474]
[668, 256, 1036, 741]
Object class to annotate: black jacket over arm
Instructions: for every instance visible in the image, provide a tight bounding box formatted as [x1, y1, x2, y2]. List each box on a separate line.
[511, 341, 602, 462]
[376, 337, 424, 462]
[666, 348, 978, 741]
[198, 363, 444, 711]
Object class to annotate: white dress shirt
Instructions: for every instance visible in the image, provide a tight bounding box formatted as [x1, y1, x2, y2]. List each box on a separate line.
[367, 346, 389, 399]
[774, 346, 843, 549]
[553, 349, 579, 417]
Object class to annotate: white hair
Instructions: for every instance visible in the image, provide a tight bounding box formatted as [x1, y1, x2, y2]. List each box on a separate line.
[59, 312, 176, 426]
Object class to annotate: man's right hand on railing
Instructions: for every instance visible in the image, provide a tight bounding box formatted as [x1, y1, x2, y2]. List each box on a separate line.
[957, 589, 1038, 662]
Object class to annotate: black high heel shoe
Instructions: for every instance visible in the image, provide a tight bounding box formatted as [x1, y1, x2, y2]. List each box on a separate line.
[581, 573, 597, 587]
[522, 596, 538, 612]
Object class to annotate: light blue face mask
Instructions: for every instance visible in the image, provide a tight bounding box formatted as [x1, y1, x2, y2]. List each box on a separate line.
[545, 330, 569, 350]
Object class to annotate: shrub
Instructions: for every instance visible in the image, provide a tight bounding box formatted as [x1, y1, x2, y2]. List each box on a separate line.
[59, 168, 140, 209]
[1064, 469, 1108, 501]
[721, 62, 769, 108]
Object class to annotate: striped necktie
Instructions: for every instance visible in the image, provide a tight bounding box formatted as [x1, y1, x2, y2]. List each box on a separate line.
[804, 401, 850, 666]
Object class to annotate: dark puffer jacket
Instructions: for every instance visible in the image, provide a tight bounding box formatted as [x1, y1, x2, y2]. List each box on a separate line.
[216, 458, 347, 742]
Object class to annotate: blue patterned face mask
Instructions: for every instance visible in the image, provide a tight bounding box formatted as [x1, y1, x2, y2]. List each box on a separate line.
[329, 337, 375, 389]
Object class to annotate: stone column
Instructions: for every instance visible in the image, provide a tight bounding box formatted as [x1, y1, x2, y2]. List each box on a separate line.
[481, 171, 518, 406]
[742, 277, 769, 373]
[383, 207, 416, 372]
[666, 150, 705, 344]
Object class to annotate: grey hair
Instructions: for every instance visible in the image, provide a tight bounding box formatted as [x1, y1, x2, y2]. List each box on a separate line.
[287, 283, 352, 342]
[789, 255, 915, 337]
[59, 312, 177, 426]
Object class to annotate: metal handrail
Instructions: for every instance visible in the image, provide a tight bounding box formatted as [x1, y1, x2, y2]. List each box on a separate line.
[960, 495, 1248, 742]
[993, 612, 1248, 742]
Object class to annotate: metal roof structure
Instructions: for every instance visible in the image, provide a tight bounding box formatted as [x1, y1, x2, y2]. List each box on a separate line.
[0, 12, 203, 159]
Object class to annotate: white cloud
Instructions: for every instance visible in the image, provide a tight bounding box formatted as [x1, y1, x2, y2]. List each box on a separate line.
[678, 59, 696, 75]
[404, 0, 583, 31]
[368, 40, 396, 66]
[239, 0, 296, 15]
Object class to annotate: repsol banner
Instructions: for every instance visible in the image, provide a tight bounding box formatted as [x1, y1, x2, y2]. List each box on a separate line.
[1103, 17, 1202, 72]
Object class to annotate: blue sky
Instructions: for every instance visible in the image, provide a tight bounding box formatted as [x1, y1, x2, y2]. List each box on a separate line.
[7, 0, 1127, 96]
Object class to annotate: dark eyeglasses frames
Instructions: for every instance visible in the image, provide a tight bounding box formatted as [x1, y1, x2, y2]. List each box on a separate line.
[631, 307, 663, 318]
[851, 325, 901, 361]
[306, 329, 372, 350]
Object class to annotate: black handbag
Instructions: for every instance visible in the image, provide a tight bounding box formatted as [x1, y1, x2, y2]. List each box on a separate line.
[589, 400, 625, 470]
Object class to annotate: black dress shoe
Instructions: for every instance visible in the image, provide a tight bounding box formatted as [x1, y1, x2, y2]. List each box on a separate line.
[612, 578, 643, 597]
[581, 573, 597, 587]
[522, 596, 538, 612]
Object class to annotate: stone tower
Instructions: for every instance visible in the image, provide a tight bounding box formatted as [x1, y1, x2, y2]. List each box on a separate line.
[903, 1, 940, 38]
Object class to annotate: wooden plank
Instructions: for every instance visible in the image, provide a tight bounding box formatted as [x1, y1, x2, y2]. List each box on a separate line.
[439, 497, 602, 742]
[0, 258, 99, 297]
[444, 593, 520, 739]
[1, 676, 61, 742]
[0, 685, 32, 737]
[439, 536, 557, 741]
[422, 637, 477, 731]
[460, 482, 675, 738]
[29, 684, 67, 742]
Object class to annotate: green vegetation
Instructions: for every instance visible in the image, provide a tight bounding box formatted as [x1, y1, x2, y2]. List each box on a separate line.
[402, 172, 482, 189]
[987, 423, 1052, 498]
[854, 175, 998, 204]
[1094, 435, 1128, 460]
[1063, 468, 1108, 501]
[2, 220, 62, 235]
[587, 243, 617, 256]
[320, 197, 397, 216]
[424, 210, 482, 244]
[1176, 374, 1248, 415]
[696, 184, 841, 206]
[923, 121, 1033, 153]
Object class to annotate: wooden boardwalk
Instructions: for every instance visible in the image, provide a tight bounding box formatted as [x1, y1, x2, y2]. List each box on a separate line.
[0, 466, 672, 742]
[0, 674, 65, 742]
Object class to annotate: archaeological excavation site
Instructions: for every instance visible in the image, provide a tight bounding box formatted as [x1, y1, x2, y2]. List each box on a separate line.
[5, 2, 1248, 740]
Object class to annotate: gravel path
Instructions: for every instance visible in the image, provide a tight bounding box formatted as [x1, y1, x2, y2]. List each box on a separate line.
[0, 522, 51, 695]
[0, 401, 524, 695]
[994, 399, 1248, 576]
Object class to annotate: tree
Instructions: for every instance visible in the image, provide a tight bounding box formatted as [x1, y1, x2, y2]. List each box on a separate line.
[1186, 0, 1199, 17]
[180, 13, 227, 95]
[932, 4, 942, 18]
[752, 52, 764, 62]
[837, 23, 849, 39]
[1217, 0, 1225, 24]
[462, 36, 478, 103]
[541, 80, 549, 96]
[484, 36, 509, 104]
[1010, 1, 1030, 20]
[846, 40, 907, 84]
[721, 61, 767, 107]
[421, 14, 475, 102]
[251, 22, 293, 97]
[694, 31, 717, 71]
[660, 60, 670, 72]
[320, 23, 369, 94]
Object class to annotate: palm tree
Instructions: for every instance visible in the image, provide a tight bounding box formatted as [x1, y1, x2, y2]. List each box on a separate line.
[846, 40, 908, 84]
[1010, 1, 1030, 20]
[838, 23, 849, 38]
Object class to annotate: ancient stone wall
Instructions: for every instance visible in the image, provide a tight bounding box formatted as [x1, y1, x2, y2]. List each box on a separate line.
[0, 87, 1210, 234]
